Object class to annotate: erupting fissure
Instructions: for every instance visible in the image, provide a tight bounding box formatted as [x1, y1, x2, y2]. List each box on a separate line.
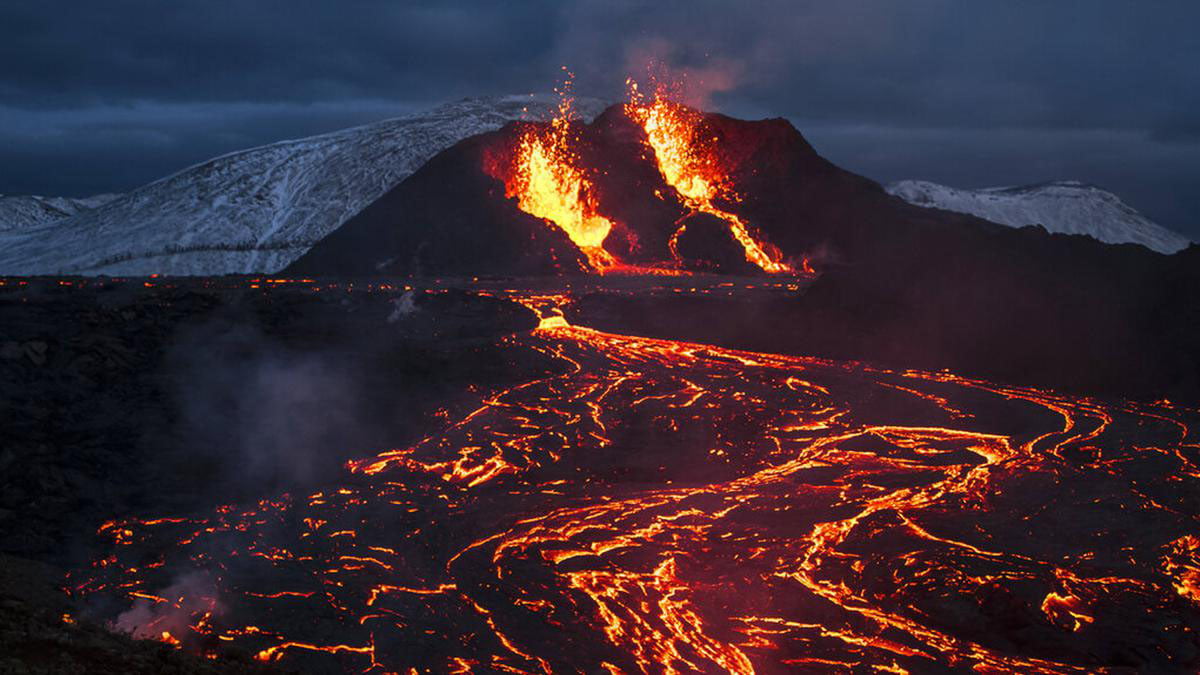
[494, 74, 795, 276]
[625, 79, 791, 274]
[502, 78, 617, 272]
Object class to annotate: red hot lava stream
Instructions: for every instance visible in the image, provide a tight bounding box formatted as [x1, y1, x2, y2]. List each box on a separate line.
[71, 284, 1200, 673]
[625, 79, 791, 274]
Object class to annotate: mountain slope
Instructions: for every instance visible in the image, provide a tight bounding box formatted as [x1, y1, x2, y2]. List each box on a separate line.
[0, 193, 120, 232]
[887, 179, 1190, 254]
[289, 104, 1200, 400]
[0, 96, 605, 276]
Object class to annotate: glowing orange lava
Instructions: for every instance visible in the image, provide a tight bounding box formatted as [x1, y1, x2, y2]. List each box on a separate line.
[625, 79, 791, 274]
[70, 281, 1200, 672]
[504, 80, 617, 272]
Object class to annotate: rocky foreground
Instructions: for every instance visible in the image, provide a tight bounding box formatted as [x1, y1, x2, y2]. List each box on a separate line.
[3, 275, 1199, 672]
[0, 277, 534, 672]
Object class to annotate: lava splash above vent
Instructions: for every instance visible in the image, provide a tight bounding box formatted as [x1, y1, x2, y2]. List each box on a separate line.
[625, 79, 790, 274]
[499, 80, 618, 272]
[490, 78, 793, 275]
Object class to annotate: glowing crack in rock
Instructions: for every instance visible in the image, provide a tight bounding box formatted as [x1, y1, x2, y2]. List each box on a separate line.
[70, 282, 1200, 672]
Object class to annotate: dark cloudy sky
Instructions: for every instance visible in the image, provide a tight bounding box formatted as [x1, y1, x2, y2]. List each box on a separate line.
[3, 1, 1198, 236]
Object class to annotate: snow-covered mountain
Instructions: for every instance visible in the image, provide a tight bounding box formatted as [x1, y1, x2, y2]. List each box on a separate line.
[0, 95, 606, 276]
[0, 193, 120, 232]
[887, 180, 1190, 254]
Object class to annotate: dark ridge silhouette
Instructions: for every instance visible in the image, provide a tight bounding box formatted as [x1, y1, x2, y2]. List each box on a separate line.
[288, 104, 1200, 401]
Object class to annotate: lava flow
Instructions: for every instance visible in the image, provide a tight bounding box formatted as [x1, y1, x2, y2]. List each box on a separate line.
[69, 279, 1200, 673]
[626, 79, 791, 274]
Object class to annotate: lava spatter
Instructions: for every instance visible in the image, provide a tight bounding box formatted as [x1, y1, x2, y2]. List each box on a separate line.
[497, 76, 618, 272]
[625, 79, 791, 274]
[72, 281, 1200, 673]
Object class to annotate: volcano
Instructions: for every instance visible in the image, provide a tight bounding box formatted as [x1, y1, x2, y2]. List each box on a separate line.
[288, 101, 1200, 401]
[287, 101, 910, 276]
[287, 100, 1182, 278]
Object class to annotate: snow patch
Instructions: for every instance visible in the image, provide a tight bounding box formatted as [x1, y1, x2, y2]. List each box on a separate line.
[0, 96, 607, 276]
[0, 193, 121, 232]
[887, 179, 1190, 254]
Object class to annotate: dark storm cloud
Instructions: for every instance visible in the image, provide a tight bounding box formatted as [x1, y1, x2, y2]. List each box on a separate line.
[0, 1, 561, 106]
[0, 99, 428, 196]
[2, 1, 1198, 236]
[557, 0, 1200, 133]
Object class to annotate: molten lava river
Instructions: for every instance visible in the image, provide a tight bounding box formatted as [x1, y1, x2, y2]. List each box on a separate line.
[71, 283, 1200, 673]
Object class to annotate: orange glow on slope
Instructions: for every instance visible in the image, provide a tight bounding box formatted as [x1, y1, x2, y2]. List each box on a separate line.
[504, 79, 617, 272]
[625, 79, 791, 274]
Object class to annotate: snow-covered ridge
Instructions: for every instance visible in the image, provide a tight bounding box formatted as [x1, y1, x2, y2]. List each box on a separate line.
[0, 193, 121, 232]
[0, 95, 606, 276]
[887, 179, 1191, 254]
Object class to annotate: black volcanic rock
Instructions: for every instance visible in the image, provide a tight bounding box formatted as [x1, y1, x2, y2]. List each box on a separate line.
[671, 212, 761, 274]
[577, 106, 691, 262]
[287, 127, 590, 277]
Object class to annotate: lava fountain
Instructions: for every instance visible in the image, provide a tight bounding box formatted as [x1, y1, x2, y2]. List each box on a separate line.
[625, 79, 791, 274]
[499, 78, 618, 272]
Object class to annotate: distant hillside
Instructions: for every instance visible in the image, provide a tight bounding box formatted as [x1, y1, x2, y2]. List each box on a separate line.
[0, 96, 605, 276]
[888, 179, 1190, 254]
